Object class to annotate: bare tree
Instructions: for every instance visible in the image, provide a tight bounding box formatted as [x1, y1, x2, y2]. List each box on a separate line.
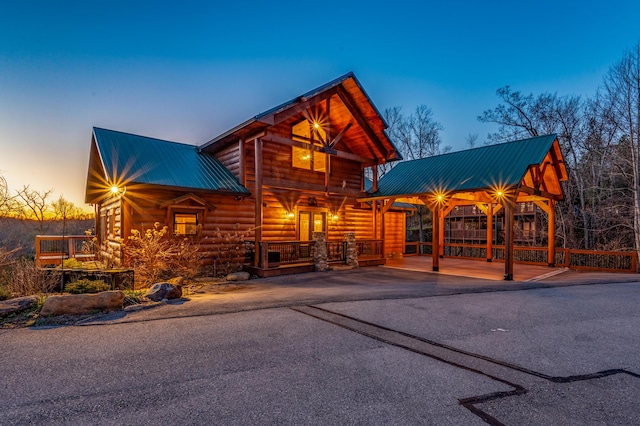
[599, 43, 640, 264]
[0, 175, 15, 217]
[15, 185, 55, 234]
[465, 133, 479, 149]
[382, 105, 447, 242]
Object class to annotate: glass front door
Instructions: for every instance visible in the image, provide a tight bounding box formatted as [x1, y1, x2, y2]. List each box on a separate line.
[299, 211, 326, 241]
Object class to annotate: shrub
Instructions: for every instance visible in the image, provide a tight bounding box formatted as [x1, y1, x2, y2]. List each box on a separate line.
[65, 279, 110, 294]
[209, 227, 248, 277]
[123, 289, 147, 306]
[0, 285, 11, 301]
[124, 223, 206, 287]
[0, 257, 59, 296]
[61, 258, 84, 269]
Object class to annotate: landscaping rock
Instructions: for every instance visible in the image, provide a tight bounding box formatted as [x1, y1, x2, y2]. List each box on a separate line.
[0, 296, 38, 317]
[225, 271, 250, 281]
[40, 291, 125, 316]
[166, 276, 184, 286]
[146, 283, 182, 302]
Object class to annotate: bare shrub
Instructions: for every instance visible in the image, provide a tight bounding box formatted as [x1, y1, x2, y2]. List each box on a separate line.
[172, 237, 205, 281]
[124, 223, 176, 288]
[0, 258, 59, 297]
[210, 227, 248, 277]
[124, 223, 206, 288]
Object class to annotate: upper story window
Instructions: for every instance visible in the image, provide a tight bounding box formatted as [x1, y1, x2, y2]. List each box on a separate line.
[173, 212, 198, 236]
[292, 120, 326, 172]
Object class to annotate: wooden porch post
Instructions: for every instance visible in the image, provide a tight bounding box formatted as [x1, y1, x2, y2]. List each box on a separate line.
[548, 200, 556, 266]
[372, 200, 378, 240]
[254, 138, 263, 268]
[438, 210, 445, 257]
[381, 200, 386, 257]
[432, 206, 440, 271]
[504, 200, 514, 281]
[486, 203, 493, 262]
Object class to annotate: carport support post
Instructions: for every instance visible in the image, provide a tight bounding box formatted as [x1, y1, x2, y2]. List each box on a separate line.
[438, 210, 445, 258]
[504, 200, 514, 281]
[548, 200, 556, 266]
[486, 203, 493, 262]
[431, 206, 440, 272]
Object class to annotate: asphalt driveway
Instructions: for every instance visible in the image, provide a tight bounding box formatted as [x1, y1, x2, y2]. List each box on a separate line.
[1, 267, 639, 424]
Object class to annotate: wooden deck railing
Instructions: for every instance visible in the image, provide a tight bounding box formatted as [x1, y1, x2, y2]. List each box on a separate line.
[404, 242, 637, 273]
[35, 235, 96, 267]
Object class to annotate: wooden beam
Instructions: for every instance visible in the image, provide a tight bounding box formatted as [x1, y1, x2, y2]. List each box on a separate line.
[254, 138, 263, 268]
[547, 200, 556, 266]
[262, 177, 366, 197]
[328, 122, 352, 149]
[486, 203, 494, 262]
[518, 185, 563, 201]
[432, 207, 440, 272]
[263, 132, 375, 165]
[381, 198, 397, 214]
[533, 199, 551, 215]
[474, 203, 489, 215]
[504, 201, 514, 280]
[450, 192, 495, 203]
[271, 88, 339, 125]
[336, 85, 388, 161]
[372, 165, 378, 193]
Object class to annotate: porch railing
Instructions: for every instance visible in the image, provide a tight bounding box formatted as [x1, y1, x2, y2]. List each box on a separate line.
[356, 240, 383, 259]
[244, 239, 381, 269]
[35, 235, 96, 267]
[404, 242, 637, 273]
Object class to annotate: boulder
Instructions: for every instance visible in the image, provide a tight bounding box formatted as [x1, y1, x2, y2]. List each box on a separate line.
[146, 283, 182, 302]
[166, 276, 184, 286]
[40, 291, 125, 316]
[0, 296, 38, 317]
[225, 271, 250, 282]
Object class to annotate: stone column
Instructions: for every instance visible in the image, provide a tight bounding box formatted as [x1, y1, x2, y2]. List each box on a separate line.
[312, 231, 328, 272]
[344, 232, 359, 268]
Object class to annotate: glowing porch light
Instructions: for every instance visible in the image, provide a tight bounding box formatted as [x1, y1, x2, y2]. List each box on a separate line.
[111, 186, 120, 194]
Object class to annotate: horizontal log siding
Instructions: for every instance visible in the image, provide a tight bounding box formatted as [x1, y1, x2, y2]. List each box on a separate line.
[216, 143, 240, 179]
[384, 212, 405, 257]
[116, 188, 255, 266]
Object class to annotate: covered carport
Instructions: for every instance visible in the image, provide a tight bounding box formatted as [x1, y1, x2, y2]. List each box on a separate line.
[362, 134, 568, 280]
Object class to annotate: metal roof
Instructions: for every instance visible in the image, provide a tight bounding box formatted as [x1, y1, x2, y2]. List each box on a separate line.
[198, 72, 401, 162]
[92, 127, 249, 194]
[373, 134, 560, 198]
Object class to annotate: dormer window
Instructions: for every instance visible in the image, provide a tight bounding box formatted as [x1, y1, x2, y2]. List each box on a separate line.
[291, 120, 326, 172]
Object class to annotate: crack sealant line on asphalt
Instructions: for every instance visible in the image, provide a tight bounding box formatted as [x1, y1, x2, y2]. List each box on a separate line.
[290, 305, 525, 391]
[298, 305, 640, 384]
[292, 305, 640, 425]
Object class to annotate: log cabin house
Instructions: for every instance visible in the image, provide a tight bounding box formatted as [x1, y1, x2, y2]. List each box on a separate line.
[85, 72, 407, 276]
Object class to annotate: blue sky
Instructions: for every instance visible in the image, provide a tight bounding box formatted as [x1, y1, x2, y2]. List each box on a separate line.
[1, 0, 639, 208]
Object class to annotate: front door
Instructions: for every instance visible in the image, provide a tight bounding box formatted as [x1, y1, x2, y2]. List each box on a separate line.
[299, 211, 326, 241]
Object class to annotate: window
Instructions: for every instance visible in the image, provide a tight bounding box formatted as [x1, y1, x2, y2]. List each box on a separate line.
[292, 120, 327, 172]
[174, 213, 198, 236]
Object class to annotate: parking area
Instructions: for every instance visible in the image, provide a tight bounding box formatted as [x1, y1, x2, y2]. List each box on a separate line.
[1, 266, 639, 424]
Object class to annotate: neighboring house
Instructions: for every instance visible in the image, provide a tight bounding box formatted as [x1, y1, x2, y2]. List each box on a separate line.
[85, 72, 406, 276]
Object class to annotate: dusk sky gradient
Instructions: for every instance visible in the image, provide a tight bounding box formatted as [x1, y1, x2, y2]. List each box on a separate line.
[1, 0, 639, 209]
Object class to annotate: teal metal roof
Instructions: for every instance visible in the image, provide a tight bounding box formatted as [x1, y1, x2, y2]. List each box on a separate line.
[92, 127, 249, 194]
[373, 134, 559, 198]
